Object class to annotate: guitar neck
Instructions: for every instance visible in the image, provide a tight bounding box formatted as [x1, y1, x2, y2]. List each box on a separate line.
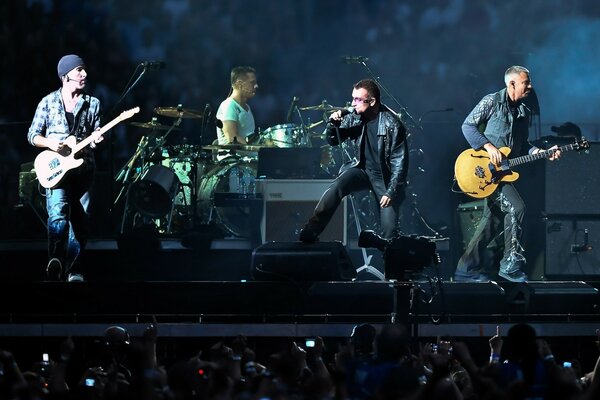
[71, 112, 133, 154]
[72, 119, 119, 154]
[508, 143, 577, 167]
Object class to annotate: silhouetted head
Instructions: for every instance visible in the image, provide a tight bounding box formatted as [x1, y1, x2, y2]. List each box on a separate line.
[374, 323, 411, 362]
[503, 323, 537, 362]
[104, 326, 130, 349]
[350, 323, 377, 355]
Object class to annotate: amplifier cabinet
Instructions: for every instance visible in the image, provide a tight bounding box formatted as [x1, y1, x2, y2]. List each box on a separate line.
[545, 218, 600, 278]
[256, 179, 347, 244]
[544, 143, 600, 215]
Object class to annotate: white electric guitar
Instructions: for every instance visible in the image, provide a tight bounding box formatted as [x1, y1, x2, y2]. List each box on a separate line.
[34, 107, 140, 189]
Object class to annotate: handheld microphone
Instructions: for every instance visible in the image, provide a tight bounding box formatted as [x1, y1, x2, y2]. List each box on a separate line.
[342, 56, 369, 64]
[286, 96, 299, 122]
[339, 106, 355, 116]
[204, 103, 211, 118]
[328, 106, 355, 122]
[141, 61, 166, 70]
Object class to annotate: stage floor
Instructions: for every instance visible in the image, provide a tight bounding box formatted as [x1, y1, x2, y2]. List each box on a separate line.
[1, 238, 599, 339]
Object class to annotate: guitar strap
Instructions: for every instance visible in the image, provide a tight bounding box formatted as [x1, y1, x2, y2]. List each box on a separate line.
[73, 95, 90, 141]
[72, 96, 92, 175]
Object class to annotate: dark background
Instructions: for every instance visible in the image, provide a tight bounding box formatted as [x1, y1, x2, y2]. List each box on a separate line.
[1, 0, 599, 276]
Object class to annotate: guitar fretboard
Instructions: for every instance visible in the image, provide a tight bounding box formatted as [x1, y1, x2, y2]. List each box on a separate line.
[508, 142, 584, 167]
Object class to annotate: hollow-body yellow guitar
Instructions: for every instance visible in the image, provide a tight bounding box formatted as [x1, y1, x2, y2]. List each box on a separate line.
[454, 137, 589, 199]
[34, 107, 140, 189]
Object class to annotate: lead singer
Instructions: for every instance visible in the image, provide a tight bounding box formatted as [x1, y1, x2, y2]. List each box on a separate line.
[299, 79, 409, 243]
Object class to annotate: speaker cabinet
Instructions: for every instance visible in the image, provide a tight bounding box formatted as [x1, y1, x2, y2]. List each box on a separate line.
[456, 200, 485, 251]
[500, 281, 599, 315]
[545, 142, 600, 215]
[410, 281, 507, 316]
[251, 241, 356, 282]
[545, 219, 600, 278]
[257, 179, 347, 244]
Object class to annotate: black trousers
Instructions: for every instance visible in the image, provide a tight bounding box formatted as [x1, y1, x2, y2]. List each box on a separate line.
[308, 166, 404, 239]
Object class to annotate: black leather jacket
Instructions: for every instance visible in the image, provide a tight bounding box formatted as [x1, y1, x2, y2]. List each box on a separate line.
[325, 104, 409, 200]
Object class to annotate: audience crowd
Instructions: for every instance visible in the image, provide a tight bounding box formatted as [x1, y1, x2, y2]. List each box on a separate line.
[1, 322, 599, 400]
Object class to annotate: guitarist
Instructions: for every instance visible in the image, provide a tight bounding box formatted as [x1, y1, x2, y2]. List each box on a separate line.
[455, 66, 560, 283]
[27, 54, 103, 282]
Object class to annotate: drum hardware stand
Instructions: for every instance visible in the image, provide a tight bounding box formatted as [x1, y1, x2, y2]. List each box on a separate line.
[143, 114, 183, 166]
[116, 112, 183, 223]
[114, 135, 149, 206]
[119, 179, 181, 235]
[106, 62, 158, 221]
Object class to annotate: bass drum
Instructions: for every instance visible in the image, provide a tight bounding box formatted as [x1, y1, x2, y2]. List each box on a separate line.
[161, 145, 208, 207]
[197, 159, 258, 238]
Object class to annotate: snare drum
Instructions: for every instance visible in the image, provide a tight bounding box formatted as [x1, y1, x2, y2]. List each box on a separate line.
[196, 159, 258, 237]
[260, 123, 310, 147]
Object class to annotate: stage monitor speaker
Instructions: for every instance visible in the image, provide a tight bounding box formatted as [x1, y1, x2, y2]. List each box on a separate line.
[500, 281, 599, 315]
[251, 241, 357, 282]
[257, 179, 347, 244]
[410, 281, 507, 316]
[545, 142, 600, 215]
[545, 219, 600, 278]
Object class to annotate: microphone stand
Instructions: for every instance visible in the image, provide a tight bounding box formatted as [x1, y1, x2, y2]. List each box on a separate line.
[355, 60, 421, 131]
[107, 63, 147, 221]
[144, 114, 183, 162]
[199, 103, 211, 146]
[295, 106, 312, 146]
[113, 135, 148, 205]
[402, 108, 455, 238]
[345, 60, 440, 242]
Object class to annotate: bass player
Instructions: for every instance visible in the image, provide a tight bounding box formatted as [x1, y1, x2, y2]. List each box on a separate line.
[455, 66, 560, 283]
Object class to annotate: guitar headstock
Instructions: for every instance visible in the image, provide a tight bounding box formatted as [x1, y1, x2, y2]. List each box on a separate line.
[575, 136, 590, 151]
[119, 106, 141, 121]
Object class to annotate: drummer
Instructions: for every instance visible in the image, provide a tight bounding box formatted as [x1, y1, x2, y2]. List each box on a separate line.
[215, 66, 259, 157]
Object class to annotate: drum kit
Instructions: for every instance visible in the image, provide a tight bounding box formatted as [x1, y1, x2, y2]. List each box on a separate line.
[117, 101, 347, 237]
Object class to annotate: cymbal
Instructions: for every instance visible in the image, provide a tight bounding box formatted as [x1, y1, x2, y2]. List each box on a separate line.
[154, 106, 204, 118]
[202, 144, 266, 152]
[130, 121, 181, 131]
[299, 101, 346, 111]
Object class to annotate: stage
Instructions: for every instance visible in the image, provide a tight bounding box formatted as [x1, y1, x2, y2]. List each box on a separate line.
[1, 238, 599, 340]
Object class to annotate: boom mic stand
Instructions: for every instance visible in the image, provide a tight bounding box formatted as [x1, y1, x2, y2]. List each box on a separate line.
[345, 56, 421, 131]
[107, 63, 151, 218]
[344, 56, 443, 238]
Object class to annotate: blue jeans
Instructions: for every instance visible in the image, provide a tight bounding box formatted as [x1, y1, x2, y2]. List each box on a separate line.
[46, 171, 93, 274]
